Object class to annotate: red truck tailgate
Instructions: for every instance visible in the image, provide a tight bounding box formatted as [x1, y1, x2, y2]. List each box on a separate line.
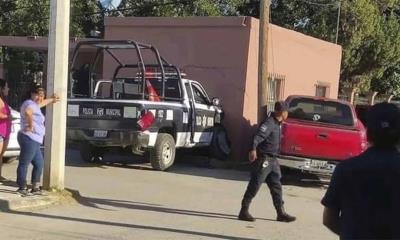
[281, 96, 367, 162]
[281, 120, 364, 161]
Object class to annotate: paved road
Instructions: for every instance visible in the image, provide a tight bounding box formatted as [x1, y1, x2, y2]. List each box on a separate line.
[0, 150, 336, 240]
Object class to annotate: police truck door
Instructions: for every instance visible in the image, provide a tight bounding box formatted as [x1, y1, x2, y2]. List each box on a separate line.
[190, 82, 216, 144]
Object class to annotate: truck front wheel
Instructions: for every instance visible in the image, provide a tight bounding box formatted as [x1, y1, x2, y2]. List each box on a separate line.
[150, 133, 176, 171]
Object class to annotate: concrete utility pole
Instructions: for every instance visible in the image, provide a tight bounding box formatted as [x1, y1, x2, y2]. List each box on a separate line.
[43, 0, 70, 190]
[258, 0, 270, 123]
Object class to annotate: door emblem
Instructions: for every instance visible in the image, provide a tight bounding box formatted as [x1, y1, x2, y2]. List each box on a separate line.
[202, 115, 207, 127]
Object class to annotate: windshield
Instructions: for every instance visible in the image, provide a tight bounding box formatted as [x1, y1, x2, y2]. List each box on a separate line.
[288, 98, 354, 127]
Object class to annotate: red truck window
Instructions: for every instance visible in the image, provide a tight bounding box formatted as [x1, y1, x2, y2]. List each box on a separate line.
[288, 98, 354, 126]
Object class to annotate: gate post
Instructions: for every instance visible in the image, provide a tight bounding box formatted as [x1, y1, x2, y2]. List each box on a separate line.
[343, 87, 357, 104]
[367, 91, 378, 105]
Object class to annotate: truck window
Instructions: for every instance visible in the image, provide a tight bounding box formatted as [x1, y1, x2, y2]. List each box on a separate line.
[191, 83, 209, 105]
[95, 81, 112, 98]
[148, 78, 182, 101]
[71, 63, 91, 97]
[288, 98, 354, 126]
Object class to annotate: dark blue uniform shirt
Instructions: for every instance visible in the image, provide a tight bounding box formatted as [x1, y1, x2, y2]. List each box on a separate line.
[322, 147, 400, 240]
[252, 116, 281, 156]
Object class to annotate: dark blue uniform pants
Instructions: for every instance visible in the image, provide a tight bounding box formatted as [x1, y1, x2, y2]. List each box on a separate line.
[242, 155, 284, 209]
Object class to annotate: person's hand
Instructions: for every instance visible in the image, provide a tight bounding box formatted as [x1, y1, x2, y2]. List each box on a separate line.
[249, 150, 257, 163]
[51, 93, 60, 103]
[1, 114, 13, 121]
[24, 126, 33, 133]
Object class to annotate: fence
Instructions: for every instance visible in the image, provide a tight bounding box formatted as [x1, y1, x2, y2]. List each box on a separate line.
[339, 92, 394, 106]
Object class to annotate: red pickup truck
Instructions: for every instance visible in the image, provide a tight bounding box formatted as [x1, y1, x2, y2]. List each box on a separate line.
[278, 95, 368, 174]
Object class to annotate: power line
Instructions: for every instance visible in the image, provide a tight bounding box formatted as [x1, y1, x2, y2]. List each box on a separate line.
[294, 0, 339, 7]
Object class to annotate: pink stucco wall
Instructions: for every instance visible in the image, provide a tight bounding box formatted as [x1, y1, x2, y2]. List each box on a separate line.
[104, 17, 342, 162]
[253, 19, 342, 99]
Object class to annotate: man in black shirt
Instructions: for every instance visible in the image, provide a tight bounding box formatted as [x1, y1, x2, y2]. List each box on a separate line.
[322, 102, 400, 239]
[238, 101, 296, 222]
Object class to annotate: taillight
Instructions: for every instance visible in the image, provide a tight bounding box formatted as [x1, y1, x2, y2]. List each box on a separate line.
[137, 111, 155, 131]
[360, 130, 368, 151]
[356, 120, 368, 152]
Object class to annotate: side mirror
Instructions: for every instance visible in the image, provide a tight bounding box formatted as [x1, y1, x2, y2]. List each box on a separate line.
[212, 97, 221, 106]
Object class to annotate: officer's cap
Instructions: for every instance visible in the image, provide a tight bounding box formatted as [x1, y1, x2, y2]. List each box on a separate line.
[367, 102, 400, 146]
[274, 101, 289, 112]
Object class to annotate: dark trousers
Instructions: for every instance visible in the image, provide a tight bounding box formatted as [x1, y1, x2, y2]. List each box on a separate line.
[241, 155, 284, 209]
[16, 132, 44, 189]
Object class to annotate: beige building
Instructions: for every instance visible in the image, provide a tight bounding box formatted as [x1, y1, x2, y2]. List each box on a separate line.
[104, 17, 342, 161]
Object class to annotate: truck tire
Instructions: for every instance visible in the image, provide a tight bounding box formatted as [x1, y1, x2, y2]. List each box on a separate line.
[80, 144, 104, 163]
[150, 133, 176, 171]
[209, 125, 231, 161]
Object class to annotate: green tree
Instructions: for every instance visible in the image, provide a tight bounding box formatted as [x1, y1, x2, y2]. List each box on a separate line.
[238, 0, 400, 94]
[339, 0, 400, 92]
[0, 0, 101, 107]
[371, 66, 400, 96]
[0, 0, 50, 36]
[0, 0, 102, 37]
[70, 1, 102, 37]
[121, 0, 242, 17]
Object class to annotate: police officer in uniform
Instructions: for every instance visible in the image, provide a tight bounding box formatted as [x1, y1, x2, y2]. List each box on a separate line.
[238, 101, 296, 222]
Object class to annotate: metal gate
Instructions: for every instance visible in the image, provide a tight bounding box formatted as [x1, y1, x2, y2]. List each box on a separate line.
[266, 73, 286, 112]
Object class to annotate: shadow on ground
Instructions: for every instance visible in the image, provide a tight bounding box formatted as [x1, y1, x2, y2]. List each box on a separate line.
[65, 148, 152, 170]
[7, 210, 262, 240]
[5, 188, 264, 240]
[281, 168, 330, 188]
[66, 148, 329, 188]
[66, 189, 275, 222]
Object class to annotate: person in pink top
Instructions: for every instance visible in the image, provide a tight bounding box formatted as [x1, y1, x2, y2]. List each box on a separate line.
[0, 79, 12, 181]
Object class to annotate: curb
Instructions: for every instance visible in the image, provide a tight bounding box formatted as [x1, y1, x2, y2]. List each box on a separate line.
[0, 190, 74, 212]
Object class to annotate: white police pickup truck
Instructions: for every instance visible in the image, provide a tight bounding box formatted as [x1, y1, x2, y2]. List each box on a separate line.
[67, 40, 230, 170]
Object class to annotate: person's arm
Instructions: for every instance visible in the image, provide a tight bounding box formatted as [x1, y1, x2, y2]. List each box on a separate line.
[24, 107, 34, 133]
[0, 112, 9, 120]
[0, 100, 10, 120]
[321, 164, 343, 235]
[39, 93, 60, 108]
[249, 121, 272, 162]
[323, 207, 340, 235]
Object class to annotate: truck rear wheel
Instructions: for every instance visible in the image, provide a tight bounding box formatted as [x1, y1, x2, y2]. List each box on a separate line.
[80, 144, 104, 163]
[150, 133, 176, 171]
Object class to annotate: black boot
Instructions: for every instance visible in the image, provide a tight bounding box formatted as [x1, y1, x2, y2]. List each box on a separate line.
[238, 206, 255, 222]
[276, 205, 296, 222]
